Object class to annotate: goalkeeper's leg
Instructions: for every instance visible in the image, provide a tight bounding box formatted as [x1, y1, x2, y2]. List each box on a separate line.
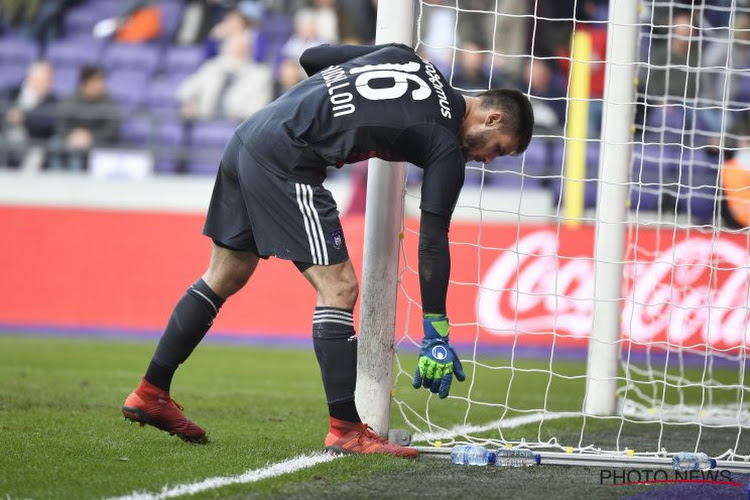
[300, 260, 417, 458]
[123, 243, 259, 443]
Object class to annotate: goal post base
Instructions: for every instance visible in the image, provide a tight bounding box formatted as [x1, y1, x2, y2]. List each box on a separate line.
[388, 429, 412, 446]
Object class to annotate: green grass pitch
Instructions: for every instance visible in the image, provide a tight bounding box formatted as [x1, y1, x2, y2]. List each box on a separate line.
[2, 334, 748, 499]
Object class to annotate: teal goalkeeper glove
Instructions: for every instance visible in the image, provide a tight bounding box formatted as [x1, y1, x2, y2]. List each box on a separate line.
[412, 314, 465, 398]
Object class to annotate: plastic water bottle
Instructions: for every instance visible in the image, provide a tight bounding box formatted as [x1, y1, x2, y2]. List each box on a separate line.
[495, 448, 541, 467]
[671, 452, 717, 471]
[450, 445, 496, 466]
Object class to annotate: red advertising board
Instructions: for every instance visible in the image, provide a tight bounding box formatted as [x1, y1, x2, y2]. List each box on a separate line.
[2, 206, 748, 352]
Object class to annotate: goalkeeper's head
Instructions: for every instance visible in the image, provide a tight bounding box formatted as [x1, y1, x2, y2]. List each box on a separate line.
[459, 88, 535, 164]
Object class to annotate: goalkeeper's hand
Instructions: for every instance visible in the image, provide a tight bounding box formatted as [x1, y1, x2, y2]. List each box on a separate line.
[412, 314, 465, 398]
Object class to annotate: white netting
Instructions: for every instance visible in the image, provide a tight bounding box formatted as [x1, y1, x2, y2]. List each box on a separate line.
[391, 0, 750, 461]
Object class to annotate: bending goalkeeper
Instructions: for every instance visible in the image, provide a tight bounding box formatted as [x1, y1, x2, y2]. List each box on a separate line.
[121, 43, 534, 457]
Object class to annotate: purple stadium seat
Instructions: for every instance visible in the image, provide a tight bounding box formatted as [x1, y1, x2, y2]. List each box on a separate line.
[120, 116, 186, 173]
[51, 66, 81, 97]
[548, 175, 598, 208]
[0, 35, 39, 66]
[103, 43, 162, 76]
[163, 45, 204, 75]
[521, 139, 549, 175]
[63, 7, 100, 37]
[120, 115, 153, 145]
[673, 148, 721, 222]
[489, 152, 523, 172]
[88, 1, 121, 19]
[257, 15, 293, 63]
[186, 120, 236, 174]
[643, 104, 693, 145]
[259, 15, 293, 45]
[107, 69, 151, 107]
[0, 65, 26, 91]
[734, 73, 750, 106]
[630, 148, 668, 213]
[545, 140, 601, 208]
[487, 170, 545, 189]
[154, 119, 186, 173]
[462, 161, 485, 186]
[629, 185, 662, 212]
[46, 36, 106, 68]
[159, 2, 185, 43]
[146, 74, 188, 110]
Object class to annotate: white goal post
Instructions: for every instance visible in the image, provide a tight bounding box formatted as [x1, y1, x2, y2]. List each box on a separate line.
[354, 0, 415, 437]
[584, 0, 639, 416]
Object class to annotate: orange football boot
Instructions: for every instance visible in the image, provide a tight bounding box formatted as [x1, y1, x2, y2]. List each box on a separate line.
[122, 378, 207, 443]
[325, 417, 417, 458]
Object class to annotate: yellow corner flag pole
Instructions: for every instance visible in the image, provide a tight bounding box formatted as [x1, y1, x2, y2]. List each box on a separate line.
[564, 30, 593, 228]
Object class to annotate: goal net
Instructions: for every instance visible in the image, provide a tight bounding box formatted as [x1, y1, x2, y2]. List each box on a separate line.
[387, 0, 750, 463]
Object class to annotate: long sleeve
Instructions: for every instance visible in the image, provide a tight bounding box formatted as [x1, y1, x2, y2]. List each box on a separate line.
[298, 43, 407, 76]
[418, 209, 452, 315]
[24, 96, 58, 139]
[91, 97, 120, 143]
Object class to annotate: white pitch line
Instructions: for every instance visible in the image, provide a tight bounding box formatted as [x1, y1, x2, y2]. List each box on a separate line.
[106, 452, 341, 500]
[413, 412, 572, 442]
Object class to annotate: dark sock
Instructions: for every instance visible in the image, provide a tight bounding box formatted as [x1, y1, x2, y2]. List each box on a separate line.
[144, 278, 225, 392]
[144, 360, 175, 392]
[312, 306, 361, 423]
[329, 399, 361, 423]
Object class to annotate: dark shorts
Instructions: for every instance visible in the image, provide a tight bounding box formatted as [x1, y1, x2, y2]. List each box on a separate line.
[203, 133, 349, 266]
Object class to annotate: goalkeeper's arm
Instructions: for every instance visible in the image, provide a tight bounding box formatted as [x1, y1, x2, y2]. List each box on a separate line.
[418, 209, 451, 315]
[411, 210, 465, 398]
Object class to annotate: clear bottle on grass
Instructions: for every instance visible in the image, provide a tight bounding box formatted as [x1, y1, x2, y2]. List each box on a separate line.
[671, 452, 716, 471]
[495, 448, 541, 467]
[450, 444, 496, 466]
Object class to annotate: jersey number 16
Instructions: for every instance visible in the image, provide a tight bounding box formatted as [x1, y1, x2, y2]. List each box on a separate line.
[351, 62, 432, 102]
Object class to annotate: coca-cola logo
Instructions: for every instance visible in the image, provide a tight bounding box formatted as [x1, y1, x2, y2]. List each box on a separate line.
[477, 230, 750, 351]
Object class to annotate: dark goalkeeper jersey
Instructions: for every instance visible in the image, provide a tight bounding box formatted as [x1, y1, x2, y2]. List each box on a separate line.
[234, 43, 467, 218]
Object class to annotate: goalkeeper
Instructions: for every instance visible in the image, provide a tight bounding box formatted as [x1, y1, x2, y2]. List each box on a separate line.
[122, 43, 534, 457]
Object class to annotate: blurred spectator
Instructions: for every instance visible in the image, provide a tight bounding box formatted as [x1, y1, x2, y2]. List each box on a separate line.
[0, 0, 40, 30]
[274, 57, 306, 98]
[556, 21, 608, 137]
[721, 111, 750, 227]
[456, 0, 530, 81]
[174, 0, 230, 46]
[337, 0, 376, 44]
[178, 31, 272, 121]
[722, 146, 750, 229]
[419, 0, 457, 74]
[307, 0, 339, 43]
[280, 8, 330, 61]
[114, 0, 162, 44]
[699, 11, 750, 136]
[640, 10, 700, 103]
[48, 65, 119, 171]
[1, 60, 57, 169]
[533, 0, 575, 58]
[521, 58, 567, 131]
[452, 40, 506, 96]
[22, 0, 81, 48]
[206, 0, 267, 62]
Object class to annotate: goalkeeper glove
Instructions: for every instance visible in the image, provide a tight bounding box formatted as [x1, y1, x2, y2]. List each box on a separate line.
[412, 314, 465, 398]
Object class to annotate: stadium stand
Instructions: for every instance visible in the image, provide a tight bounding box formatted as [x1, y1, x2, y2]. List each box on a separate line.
[0, 0, 741, 225]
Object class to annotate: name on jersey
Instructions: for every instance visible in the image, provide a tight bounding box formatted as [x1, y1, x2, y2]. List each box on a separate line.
[422, 59, 452, 119]
[320, 65, 356, 118]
